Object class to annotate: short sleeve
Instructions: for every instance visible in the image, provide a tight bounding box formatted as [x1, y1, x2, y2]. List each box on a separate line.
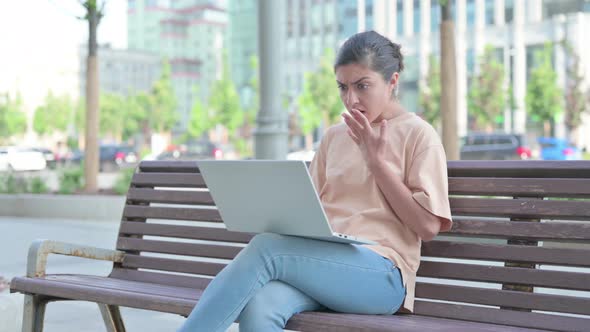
[407, 145, 453, 232]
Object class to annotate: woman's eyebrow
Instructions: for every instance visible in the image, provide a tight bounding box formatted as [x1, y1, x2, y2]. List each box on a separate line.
[336, 77, 370, 85]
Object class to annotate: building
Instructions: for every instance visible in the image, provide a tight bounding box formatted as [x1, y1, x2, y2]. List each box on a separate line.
[79, 45, 161, 98]
[127, 0, 227, 131]
[230, 0, 590, 150]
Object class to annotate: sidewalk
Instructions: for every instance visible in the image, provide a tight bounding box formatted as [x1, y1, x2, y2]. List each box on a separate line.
[0, 216, 241, 332]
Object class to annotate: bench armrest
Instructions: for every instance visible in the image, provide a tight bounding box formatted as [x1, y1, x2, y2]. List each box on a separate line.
[26, 239, 125, 278]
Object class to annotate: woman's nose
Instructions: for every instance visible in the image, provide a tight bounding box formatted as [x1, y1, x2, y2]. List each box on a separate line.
[345, 89, 358, 106]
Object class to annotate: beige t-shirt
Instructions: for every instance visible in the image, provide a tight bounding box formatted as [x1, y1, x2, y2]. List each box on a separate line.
[309, 111, 452, 313]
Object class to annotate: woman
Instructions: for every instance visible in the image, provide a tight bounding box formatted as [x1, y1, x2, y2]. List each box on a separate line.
[178, 30, 452, 332]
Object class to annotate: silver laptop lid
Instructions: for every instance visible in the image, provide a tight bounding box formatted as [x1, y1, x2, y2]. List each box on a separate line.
[198, 160, 335, 237]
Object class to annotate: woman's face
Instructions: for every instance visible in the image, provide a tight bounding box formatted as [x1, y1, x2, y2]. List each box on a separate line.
[335, 62, 398, 124]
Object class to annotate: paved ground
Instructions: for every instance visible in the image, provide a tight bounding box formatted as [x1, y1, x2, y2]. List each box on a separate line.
[0, 216, 241, 332]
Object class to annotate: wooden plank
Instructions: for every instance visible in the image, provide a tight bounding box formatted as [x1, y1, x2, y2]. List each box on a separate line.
[447, 160, 590, 178]
[131, 173, 206, 188]
[139, 161, 200, 173]
[416, 283, 590, 315]
[443, 219, 590, 241]
[123, 205, 223, 222]
[421, 241, 590, 267]
[119, 222, 254, 243]
[414, 300, 589, 332]
[121, 254, 226, 276]
[109, 268, 211, 290]
[450, 197, 590, 220]
[417, 261, 590, 291]
[126, 188, 215, 205]
[116, 237, 242, 259]
[449, 177, 590, 197]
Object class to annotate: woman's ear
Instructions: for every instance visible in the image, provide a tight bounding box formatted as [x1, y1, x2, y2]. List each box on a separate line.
[389, 72, 399, 95]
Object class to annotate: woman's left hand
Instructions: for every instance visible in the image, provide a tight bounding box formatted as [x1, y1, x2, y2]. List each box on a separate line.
[341, 108, 388, 170]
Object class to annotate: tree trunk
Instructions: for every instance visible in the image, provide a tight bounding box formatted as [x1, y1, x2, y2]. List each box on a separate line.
[440, 3, 459, 160]
[84, 4, 100, 193]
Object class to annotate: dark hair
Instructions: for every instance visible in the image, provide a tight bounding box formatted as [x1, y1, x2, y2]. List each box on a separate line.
[334, 31, 404, 82]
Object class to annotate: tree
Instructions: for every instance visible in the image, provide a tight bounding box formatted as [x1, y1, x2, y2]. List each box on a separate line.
[525, 43, 563, 137]
[0, 92, 27, 143]
[149, 60, 178, 133]
[186, 93, 213, 140]
[80, 0, 105, 193]
[418, 56, 441, 129]
[297, 49, 343, 137]
[467, 46, 506, 131]
[33, 93, 74, 136]
[99, 93, 125, 140]
[439, 0, 459, 160]
[563, 42, 588, 144]
[208, 55, 244, 145]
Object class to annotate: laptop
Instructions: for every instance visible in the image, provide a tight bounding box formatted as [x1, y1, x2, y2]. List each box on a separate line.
[197, 160, 377, 245]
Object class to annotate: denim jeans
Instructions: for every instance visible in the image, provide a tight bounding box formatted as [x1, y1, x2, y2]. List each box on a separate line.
[177, 233, 406, 332]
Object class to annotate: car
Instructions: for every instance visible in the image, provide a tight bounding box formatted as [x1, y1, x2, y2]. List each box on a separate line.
[460, 133, 532, 160]
[0, 147, 47, 171]
[99, 144, 138, 172]
[537, 137, 581, 160]
[156, 141, 224, 161]
[32, 147, 57, 169]
[0, 149, 9, 171]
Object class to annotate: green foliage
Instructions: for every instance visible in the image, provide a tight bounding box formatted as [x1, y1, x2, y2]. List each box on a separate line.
[525, 43, 563, 126]
[467, 46, 507, 130]
[150, 61, 178, 133]
[297, 49, 343, 134]
[186, 94, 213, 140]
[28, 177, 50, 194]
[563, 42, 588, 135]
[33, 93, 73, 136]
[418, 56, 441, 128]
[0, 174, 49, 194]
[113, 168, 135, 195]
[0, 92, 27, 142]
[59, 166, 84, 194]
[209, 55, 244, 137]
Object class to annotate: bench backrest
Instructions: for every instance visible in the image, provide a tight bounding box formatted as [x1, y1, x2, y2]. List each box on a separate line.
[111, 160, 590, 331]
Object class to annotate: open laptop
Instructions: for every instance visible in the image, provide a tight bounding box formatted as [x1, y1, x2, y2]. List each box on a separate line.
[197, 160, 376, 245]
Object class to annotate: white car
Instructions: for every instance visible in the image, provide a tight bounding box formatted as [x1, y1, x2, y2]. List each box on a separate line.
[0, 147, 47, 171]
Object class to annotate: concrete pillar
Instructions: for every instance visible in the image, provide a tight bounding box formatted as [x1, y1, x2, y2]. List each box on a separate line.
[404, 0, 414, 37]
[373, 0, 387, 35]
[503, 40, 512, 132]
[494, 0, 505, 26]
[419, 0, 431, 82]
[255, 0, 289, 159]
[528, 0, 543, 22]
[512, 0, 527, 134]
[554, 15, 567, 139]
[474, 0, 486, 73]
[358, 0, 366, 32]
[456, 0, 468, 137]
[388, 0, 398, 39]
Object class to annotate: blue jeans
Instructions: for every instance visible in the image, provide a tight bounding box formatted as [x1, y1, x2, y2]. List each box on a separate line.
[177, 233, 406, 332]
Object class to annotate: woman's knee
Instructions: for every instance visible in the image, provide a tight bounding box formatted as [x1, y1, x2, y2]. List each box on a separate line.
[238, 287, 284, 332]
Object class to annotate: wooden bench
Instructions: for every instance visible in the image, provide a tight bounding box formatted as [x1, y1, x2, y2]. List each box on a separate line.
[10, 160, 590, 331]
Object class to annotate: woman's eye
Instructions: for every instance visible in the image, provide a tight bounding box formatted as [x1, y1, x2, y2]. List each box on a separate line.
[357, 83, 369, 90]
[338, 85, 346, 91]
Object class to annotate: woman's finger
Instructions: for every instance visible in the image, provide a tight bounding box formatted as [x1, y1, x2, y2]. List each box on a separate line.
[347, 128, 360, 144]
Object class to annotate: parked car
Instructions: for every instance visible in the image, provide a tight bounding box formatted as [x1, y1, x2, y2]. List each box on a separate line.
[66, 144, 138, 172]
[156, 141, 223, 161]
[537, 137, 581, 160]
[32, 147, 57, 169]
[0, 147, 47, 171]
[0, 149, 9, 171]
[460, 133, 532, 160]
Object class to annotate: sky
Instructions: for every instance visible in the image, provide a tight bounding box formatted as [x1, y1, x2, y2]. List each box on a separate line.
[0, 0, 127, 114]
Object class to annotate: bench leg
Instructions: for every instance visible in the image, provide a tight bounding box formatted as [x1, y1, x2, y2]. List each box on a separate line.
[22, 295, 47, 332]
[98, 304, 126, 332]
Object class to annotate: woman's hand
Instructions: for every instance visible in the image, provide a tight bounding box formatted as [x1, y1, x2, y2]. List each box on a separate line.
[341, 108, 388, 171]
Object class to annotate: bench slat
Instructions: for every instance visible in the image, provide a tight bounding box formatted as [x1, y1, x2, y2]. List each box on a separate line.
[122, 254, 225, 276]
[422, 241, 590, 266]
[450, 197, 590, 220]
[414, 300, 588, 332]
[449, 177, 590, 197]
[127, 188, 215, 205]
[119, 222, 253, 243]
[117, 238, 242, 259]
[416, 282, 590, 315]
[417, 261, 590, 290]
[110, 268, 211, 290]
[131, 173, 206, 188]
[443, 219, 590, 241]
[123, 205, 222, 222]
[447, 160, 590, 178]
[139, 161, 200, 173]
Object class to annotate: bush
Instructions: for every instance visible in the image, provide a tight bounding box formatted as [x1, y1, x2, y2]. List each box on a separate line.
[0, 173, 27, 194]
[28, 176, 50, 194]
[59, 166, 84, 194]
[113, 167, 136, 195]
